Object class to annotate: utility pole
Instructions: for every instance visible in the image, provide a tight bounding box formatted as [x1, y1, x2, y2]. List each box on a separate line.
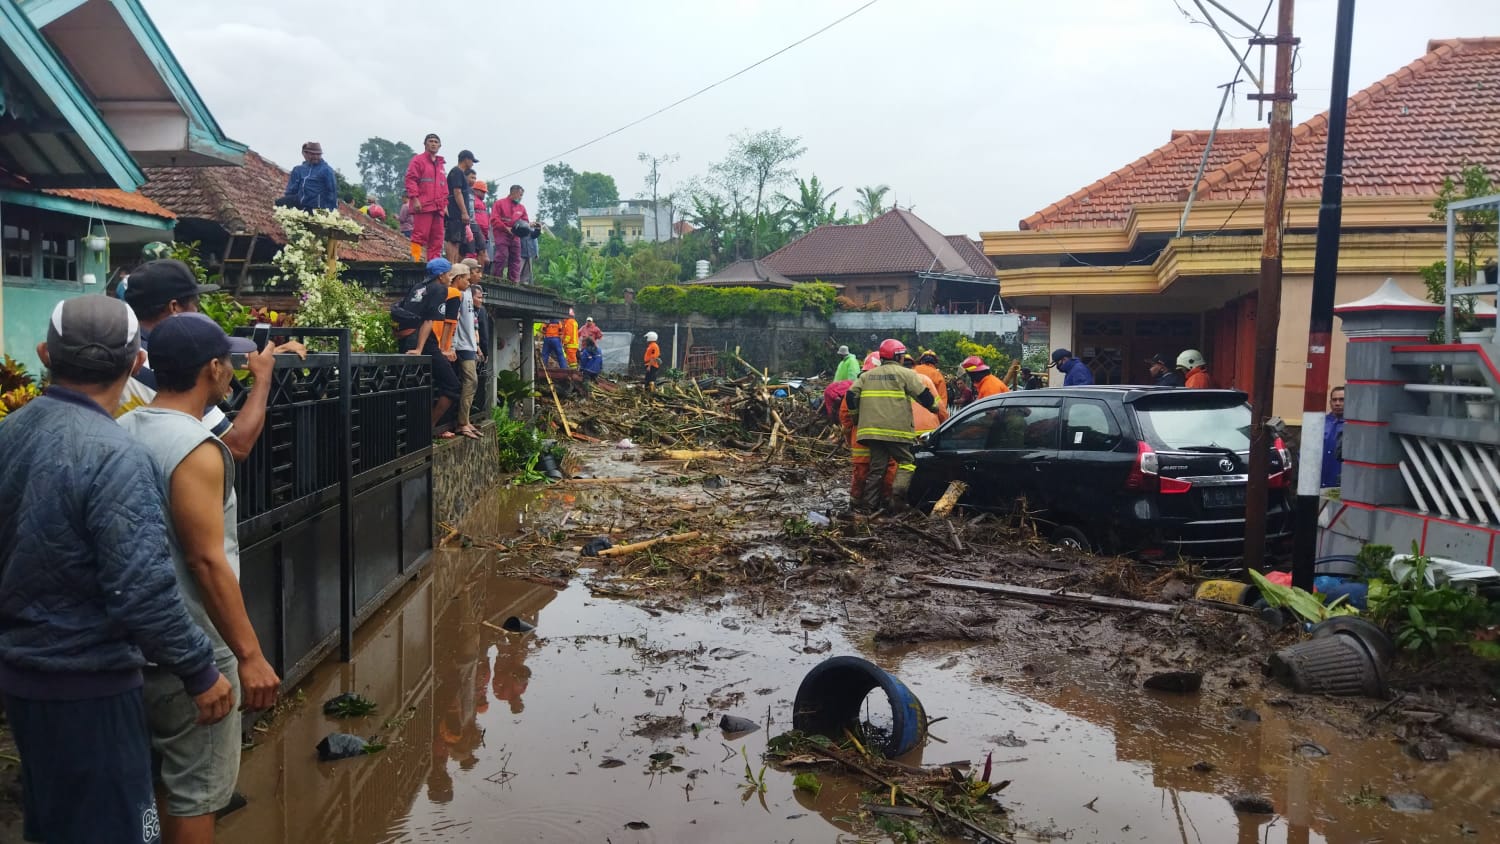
[1291, 0, 1357, 589]
[1242, 0, 1298, 571]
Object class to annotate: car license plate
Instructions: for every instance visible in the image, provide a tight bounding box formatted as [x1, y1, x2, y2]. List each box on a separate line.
[1202, 486, 1246, 509]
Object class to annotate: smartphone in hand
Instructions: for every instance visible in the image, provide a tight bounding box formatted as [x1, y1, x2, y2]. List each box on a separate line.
[251, 323, 271, 351]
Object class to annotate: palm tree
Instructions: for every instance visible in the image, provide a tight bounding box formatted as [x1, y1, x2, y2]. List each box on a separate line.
[685, 193, 730, 266]
[778, 175, 843, 235]
[856, 184, 891, 222]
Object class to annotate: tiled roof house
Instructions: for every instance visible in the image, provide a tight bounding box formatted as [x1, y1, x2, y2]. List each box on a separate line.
[983, 37, 1500, 419]
[142, 150, 416, 287]
[763, 208, 996, 311]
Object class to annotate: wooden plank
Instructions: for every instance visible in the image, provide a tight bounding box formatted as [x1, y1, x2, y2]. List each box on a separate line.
[595, 531, 703, 558]
[930, 480, 969, 518]
[919, 575, 1177, 615]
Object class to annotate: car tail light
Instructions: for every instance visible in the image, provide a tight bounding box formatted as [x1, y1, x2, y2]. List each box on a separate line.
[1274, 436, 1292, 469]
[1126, 441, 1157, 491]
[1160, 475, 1194, 494]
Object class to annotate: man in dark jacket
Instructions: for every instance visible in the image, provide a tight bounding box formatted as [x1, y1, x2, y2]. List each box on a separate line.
[1051, 348, 1095, 386]
[1146, 353, 1185, 388]
[278, 141, 337, 210]
[0, 296, 233, 844]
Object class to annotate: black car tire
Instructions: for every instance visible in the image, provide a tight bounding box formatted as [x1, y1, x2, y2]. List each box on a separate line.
[1052, 525, 1093, 553]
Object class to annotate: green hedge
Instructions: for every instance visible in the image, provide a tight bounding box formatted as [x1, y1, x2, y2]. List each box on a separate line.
[635, 282, 837, 319]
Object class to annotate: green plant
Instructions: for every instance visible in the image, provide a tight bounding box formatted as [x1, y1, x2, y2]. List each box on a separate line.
[740, 746, 767, 795]
[792, 772, 822, 798]
[1421, 164, 1498, 338]
[495, 370, 537, 406]
[269, 207, 394, 352]
[490, 403, 564, 481]
[323, 694, 377, 718]
[635, 282, 837, 319]
[1248, 569, 1357, 623]
[1368, 544, 1497, 654]
[0, 356, 41, 420]
[1354, 543, 1395, 582]
[781, 516, 812, 538]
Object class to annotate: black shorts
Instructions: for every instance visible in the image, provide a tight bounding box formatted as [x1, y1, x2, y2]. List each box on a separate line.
[444, 216, 468, 245]
[5, 688, 162, 843]
[424, 341, 462, 401]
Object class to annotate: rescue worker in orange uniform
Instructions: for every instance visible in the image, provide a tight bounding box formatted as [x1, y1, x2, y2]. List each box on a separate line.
[541, 318, 566, 369]
[1177, 349, 1213, 388]
[961, 355, 1009, 399]
[902, 353, 947, 434]
[643, 330, 661, 392]
[912, 349, 948, 410]
[562, 308, 580, 369]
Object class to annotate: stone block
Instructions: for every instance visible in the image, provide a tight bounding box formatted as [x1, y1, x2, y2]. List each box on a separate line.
[1369, 508, 1428, 555]
[1343, 463, 1411, 508]
[1346, 384, 1420, 425]
[1423, 518, 1496, 566]
[1345, 424, 1404, 465]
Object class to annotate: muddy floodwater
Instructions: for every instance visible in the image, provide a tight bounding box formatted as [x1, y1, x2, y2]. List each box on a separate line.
[219, 486, 1500, 844]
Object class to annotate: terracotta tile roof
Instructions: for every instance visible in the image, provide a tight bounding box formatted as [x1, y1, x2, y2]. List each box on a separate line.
[763, 209, 993, 278]
[945, 235, 994, 277]
[140, 150, 416, 263]
[1020, 129, 1268, 231]
[41, 188, 175, 219]
[689, 259, 796, 288]
[1196, 38, 1500, 202]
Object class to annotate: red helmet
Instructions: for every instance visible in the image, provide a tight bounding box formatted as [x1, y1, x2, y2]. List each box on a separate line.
[878, 338, 907, 361]
[961, 355, 989, 373]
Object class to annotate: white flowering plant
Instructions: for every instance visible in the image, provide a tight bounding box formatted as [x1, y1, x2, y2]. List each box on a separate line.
[270, 207, 395, 352]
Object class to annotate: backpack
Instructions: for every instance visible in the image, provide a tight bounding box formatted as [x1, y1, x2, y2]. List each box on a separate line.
[390, 282, 426, 327]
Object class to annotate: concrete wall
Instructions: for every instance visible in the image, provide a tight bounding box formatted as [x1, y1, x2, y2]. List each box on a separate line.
[431, 418, 501, 533]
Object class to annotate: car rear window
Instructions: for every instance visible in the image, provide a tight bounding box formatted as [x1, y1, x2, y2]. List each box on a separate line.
[1133, 400, 1253, 451]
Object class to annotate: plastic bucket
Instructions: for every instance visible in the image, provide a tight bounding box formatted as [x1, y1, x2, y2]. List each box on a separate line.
[792, 655, 927, 757]
[1269, 635, 1386, 698]
[1310, 616, 1394, 665]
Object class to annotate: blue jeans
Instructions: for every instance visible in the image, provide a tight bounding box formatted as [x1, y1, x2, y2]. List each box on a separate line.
[542, 337, 566, 370]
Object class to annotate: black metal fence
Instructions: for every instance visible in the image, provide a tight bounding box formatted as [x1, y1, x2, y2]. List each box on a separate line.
[229, 328, 434, 687]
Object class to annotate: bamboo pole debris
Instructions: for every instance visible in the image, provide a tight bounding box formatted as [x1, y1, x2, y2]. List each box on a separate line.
[595, 531, 703, 558]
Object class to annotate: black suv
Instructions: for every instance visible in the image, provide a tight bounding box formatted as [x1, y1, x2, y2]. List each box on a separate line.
[908, 386, 1293, 564]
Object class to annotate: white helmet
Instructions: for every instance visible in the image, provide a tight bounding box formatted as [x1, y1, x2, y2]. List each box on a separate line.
[645, 331, 658, 342]
[1176, 349, 1205, 370]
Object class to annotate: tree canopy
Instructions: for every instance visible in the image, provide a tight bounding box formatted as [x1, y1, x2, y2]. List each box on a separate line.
[356, 137, 415, 209]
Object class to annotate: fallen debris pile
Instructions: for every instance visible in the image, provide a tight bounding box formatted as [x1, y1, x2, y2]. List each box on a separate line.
[550, 375, 839, 462]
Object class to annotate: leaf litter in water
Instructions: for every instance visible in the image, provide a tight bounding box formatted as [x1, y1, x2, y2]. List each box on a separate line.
[599, 758, 627, 769]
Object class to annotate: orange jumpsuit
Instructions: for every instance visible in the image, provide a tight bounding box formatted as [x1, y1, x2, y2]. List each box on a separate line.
[562, 318, 580, 368]
[1184, 366, 1213, 389]
[913, 363, 948, 408]
[841, 395, 895, 499]
[975, 372, 1009, 398]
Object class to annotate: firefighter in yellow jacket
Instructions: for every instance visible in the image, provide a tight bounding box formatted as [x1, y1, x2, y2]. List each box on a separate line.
[846, 339, 943, 512]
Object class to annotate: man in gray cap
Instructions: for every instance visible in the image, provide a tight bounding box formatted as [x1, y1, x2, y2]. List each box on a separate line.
[0, 296, 233, 844]
[278, 141, 337, 210]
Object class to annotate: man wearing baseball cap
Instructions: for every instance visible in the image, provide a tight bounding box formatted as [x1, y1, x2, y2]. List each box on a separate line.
[0, 296, 232, 843]
[1145, 353, 1184, 388]
[119, 313, 280, 840]
[278, 141, 337, 211]
[123, 259, 302, 462]
[444, 149, 479, 262]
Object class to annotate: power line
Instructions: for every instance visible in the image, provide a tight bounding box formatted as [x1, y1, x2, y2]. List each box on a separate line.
[496, 0, 881, 180]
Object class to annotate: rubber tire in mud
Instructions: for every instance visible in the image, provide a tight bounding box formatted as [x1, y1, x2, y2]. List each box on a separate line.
[792, 656, 927, 757]
[1052, 525, 1092, 553]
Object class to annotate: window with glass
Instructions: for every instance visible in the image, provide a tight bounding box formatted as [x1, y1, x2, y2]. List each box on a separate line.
[3, 225, 32, 279]
[40, 233, 77, 281]
[1064, 399, 1122, 451]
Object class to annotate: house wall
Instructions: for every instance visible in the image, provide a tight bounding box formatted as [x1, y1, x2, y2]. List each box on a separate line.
[803, 273, 914, 309]
[2, 207, 113, 373]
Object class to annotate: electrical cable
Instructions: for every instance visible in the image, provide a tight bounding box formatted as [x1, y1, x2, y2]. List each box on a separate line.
[495, 0, 881, 180]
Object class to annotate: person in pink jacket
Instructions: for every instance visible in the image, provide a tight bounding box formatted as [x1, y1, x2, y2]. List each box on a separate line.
[490, 184, 530, 283]
[403, 133, 447, 261]
[470, 177, 492, 269]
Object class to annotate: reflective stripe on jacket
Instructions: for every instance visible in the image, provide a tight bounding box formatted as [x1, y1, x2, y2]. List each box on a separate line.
[847, 362, 935, 445]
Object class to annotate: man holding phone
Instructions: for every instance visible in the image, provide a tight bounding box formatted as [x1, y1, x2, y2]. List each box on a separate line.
[122, 260, 305, 461]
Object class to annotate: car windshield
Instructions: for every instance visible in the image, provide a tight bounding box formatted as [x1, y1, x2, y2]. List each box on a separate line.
[1134, 401, 1253, 451]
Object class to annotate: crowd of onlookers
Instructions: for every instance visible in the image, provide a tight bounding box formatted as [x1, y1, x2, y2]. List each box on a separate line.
[0, 267, 317, 843]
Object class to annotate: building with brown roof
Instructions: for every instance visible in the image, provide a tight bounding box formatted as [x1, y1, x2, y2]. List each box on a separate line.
[688, 259, 797, 289]
[141, 149, 419, 290]
[763, 209, 997, 312]
[984, 37, 1500, 419]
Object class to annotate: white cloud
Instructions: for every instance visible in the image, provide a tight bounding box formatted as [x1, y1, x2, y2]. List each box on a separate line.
[143, 0, 1490, 235]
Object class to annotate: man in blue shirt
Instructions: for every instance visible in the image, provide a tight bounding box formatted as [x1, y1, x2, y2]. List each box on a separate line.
[1322, 385, 1345, 488]
[279, 141, 338, 210]
[1051, 348, 1095, 386]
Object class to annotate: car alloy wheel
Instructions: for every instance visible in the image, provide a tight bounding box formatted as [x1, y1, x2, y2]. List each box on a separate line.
[1053, 525, 1092, 554]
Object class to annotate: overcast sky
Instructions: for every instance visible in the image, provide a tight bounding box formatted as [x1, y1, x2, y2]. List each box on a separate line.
[140, 0, 1489, 238]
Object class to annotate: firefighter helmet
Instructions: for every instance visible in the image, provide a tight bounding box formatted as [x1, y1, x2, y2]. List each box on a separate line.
[877, 338, 907, 360]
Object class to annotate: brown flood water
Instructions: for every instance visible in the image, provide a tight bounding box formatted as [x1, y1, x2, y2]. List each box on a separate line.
[220, 486, 1500, 844]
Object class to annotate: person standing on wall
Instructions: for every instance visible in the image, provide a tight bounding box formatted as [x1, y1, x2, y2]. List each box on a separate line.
[444, 150, 478, 263]
[403, 134, 447, 262]
[278, 142, 337, 211]
[491, 185, 530, 284]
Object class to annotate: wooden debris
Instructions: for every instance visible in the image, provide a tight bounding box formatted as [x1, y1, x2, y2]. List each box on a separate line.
[930, 481, 969, 518]
[645, 449, 735, 461]
[595, 531, 704, 558]
[560, 477, 636, 485]
[920, 575, 1178, 615]
[541, 365, 574, 439]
